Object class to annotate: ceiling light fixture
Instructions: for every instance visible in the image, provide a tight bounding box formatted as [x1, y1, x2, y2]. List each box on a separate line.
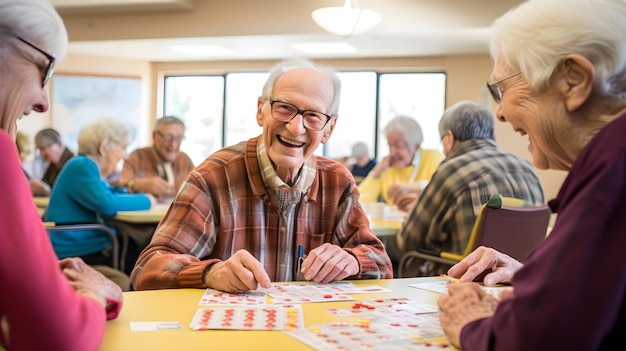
[311, 0, 382, 37]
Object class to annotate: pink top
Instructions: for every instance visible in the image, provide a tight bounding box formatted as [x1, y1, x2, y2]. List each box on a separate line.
[0, 130, 121, 351]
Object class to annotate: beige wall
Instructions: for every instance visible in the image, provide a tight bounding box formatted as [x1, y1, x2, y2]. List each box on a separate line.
[38, 53, 565, 203]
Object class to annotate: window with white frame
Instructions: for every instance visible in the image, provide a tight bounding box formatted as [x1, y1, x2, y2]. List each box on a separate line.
[163, 71, 446, 166]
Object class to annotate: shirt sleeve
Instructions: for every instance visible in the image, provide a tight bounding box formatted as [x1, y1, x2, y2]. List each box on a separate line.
[337, 181, 394, 279]
[131, 176, 218, 290]
[120, 149, 142, 183]
[64, 158, 151, 216]
[0, 131, 109, 351]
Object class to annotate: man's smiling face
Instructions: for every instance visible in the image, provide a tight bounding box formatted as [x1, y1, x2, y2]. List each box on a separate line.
[256, 67, 336, 182]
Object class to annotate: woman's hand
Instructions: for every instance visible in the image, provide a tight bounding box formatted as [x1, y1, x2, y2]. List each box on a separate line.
[59, 258, 123, 309]
[447, 246, 523, 286]
[438, 283, 499, 348]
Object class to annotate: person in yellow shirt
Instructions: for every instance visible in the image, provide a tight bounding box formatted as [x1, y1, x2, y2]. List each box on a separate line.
[358, 116, 443, 206]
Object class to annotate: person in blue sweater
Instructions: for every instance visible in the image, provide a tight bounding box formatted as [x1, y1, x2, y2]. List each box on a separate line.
[45, 118, 153, 268]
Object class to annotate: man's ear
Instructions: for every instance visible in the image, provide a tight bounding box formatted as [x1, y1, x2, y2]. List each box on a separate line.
[558, 54, 595, 112]
[256, 97, 265, 127]
[320, 116, 338, 144]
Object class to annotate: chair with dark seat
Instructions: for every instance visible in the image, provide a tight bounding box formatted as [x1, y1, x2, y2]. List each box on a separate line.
[397, 194, 551, 278]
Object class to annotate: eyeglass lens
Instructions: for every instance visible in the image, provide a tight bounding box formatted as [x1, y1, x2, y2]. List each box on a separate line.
[485, 72, 521, 104]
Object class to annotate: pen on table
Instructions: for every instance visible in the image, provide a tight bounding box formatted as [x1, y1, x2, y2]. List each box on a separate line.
[296, 245, 305, 280]
[440, 274, 460, 283]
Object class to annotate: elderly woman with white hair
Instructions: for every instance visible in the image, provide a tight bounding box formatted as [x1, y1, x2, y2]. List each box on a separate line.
[358, 116, 444, 205]
[45, 118, 153, 269]
[438, 0, 626, 349]
[0, 1, 126, 350]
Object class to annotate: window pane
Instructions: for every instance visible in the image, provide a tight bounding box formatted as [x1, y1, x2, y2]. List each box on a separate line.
[224, 72, 269, 146]
[164, 76, 224, 165]
[325, 71, 377, 162]
[377, 73, 446, 159]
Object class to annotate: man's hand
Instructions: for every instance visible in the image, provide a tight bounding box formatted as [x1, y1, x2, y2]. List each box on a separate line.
[204, 250, 271, 292]
[394, 193, 418, 212]
[447, 246, 523, 286]
[438, 283, 499, 348]
[29, 178, 51, 196]
[133, 177, 173, 198]
[300, 243, 359, 283]
[387, 180, 428, 209]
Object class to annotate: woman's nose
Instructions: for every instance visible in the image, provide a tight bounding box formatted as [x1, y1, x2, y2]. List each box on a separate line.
[32, 89, 50, 113]
[495, 104, 507, 122]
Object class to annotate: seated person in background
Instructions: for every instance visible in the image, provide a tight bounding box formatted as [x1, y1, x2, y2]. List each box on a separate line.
[358, 116, 444, 205]
[350, 141, 376, 184]
[392, 100, 544, 275]
[16, 130, 53, 196]
[131, 58, 393, 292]
[44, 118, 153, 269]
[15, 131, 32, 177]
[1, 1, 122, 348]
[438, 0, 626, 349]
[33, 127, 74, 195]
[117, 116, 194, 202]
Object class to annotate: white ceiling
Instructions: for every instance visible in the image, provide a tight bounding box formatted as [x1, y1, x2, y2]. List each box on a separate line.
[50, 0, 525, 62]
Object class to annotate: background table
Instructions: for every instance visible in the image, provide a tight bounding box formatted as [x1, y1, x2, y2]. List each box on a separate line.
[100, 277, 451, 351]
[370, 218, 403, 237]
[33, 196, 49, 217]
[113, 207, 403, 239]
[33, 196, 49, 208]
[113, 205, 169, 224]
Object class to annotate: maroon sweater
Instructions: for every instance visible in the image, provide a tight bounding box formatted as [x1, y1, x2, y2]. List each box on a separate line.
[462, 113, 626, 350]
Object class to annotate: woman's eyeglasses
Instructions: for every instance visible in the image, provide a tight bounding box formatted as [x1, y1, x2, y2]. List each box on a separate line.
[16, 37, 56, 88]
[485, 72, 521, 104]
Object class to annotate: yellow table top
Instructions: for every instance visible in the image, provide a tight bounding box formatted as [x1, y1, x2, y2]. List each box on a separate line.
[101, 277, 450, 351]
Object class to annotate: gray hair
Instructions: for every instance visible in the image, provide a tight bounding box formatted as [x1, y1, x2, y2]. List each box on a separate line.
[260, 58, 342, 116]
[384, 116, 423, 149]
[0, 0, 68, 62]
[352, 142, 370, 158]
[490, 0, 626, 98]
[154, 116, 185, 131]
[35, 128, 63, 147]
[439, 101, 495, 141]
[78, 118, 132, 155]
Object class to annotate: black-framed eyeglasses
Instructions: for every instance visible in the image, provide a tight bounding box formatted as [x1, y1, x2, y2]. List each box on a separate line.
[155, 130, 184, 143]
[16, 37, 56, 88]
[269, 100, 332, 131]
[486, 72, 521, 104]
